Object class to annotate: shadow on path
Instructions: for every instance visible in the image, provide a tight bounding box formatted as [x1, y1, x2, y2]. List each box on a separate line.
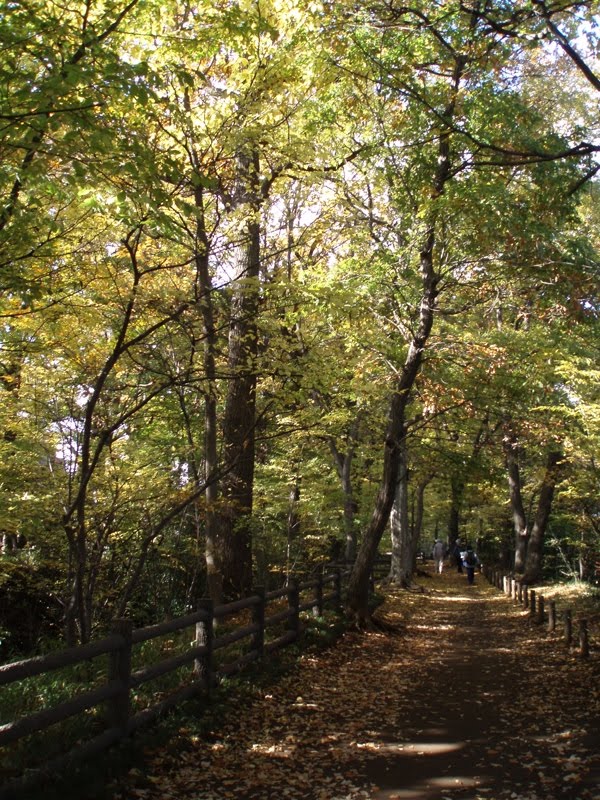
[113, 567, 600, 800]
[365, 573, 600, 799]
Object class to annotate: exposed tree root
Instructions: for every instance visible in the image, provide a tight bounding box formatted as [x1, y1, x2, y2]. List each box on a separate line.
[347, 608, 404, 634]
[403, 582, 426, 593]
[347, 612, 374, 631]
[370, 612, 405, 635]
[385, 576, 426, 593]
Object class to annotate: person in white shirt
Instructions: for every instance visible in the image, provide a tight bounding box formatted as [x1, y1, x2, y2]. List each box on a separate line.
[432, 539, 446, 574]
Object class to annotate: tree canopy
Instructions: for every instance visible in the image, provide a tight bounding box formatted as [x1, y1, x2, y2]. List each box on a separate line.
[0, 0, 599, 645]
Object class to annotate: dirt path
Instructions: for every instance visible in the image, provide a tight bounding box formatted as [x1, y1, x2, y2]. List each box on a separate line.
[113, 567, 600, 800]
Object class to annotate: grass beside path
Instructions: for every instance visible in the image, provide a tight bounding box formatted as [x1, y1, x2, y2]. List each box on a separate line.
[106, 566, 600, 800]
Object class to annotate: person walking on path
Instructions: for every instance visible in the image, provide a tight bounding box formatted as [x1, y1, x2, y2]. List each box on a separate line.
[463, 545, 480, 585]
[432, 538, 446, 574]
[110, 573, 600, 800]
[452, 537, 464, 573]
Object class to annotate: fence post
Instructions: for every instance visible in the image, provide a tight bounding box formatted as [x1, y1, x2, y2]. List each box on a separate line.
[548, 600, 556, 632]
[529, 589, 536, 617]
[536, 595, 545, 625]
[313, 570, 324, 618]
[579, 619, 589, 658]
[108, 618, 133, 735]
[251, 587, 265, 658]
[518, 582, 523, 604]
[512, 580, 518, 602]
[194, 598, 214, 694]
[523, 585, 529, 609]
[288, 579, 300, 641]
[564, 608, 572, 647]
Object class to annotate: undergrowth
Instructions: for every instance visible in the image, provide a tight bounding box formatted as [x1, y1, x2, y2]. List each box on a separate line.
[1, 609, 352, 800]
[530, 577, 600, 638]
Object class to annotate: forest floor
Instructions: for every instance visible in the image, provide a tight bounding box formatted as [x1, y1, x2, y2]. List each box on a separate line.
[108, 565, 600, 800]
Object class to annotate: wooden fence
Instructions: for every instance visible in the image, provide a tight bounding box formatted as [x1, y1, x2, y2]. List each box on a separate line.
[1, 560, 387, 800]
[482, 566, 594, 658]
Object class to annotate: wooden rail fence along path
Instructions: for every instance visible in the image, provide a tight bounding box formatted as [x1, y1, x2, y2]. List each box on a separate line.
[0, 560, 386, 800]
[483, 565, 595, 659]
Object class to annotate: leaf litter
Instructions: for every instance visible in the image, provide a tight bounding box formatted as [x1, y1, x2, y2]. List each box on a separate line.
[110, 567, 600, 800]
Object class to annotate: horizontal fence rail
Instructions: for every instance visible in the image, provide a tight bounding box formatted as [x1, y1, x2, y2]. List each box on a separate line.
[0, 634, 124, 686]
[0, 559, 390, 799]
[482, 565, 596, 659]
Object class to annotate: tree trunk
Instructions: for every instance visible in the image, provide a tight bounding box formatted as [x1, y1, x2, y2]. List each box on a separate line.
[286, 477, 301, 579]
[411, 474, 433, 571]
[193, 183, 222, 603]
[329, 416, 361, 562]
[345, 424, 401, 622]
[389, 439, 413, 586]
[63, 525, 85, 646]
[217, 147, 261, 599]
[345, 51, 462, 623]
[345, 233, 439, 622]
[341, 451, 358, 562]
[522, 451, 563, 584]
[503, 424, 529, 573]
[448, 475, 464, 548]
[448, 414, 492, 550]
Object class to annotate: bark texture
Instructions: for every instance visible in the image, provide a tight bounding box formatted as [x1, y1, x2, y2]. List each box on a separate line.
[345, 235, 440, 622]
[522, 450, 564, 584]
[389, 439, 413, 586]
[192, 183, 222, 603]
[217, 147, 261, 599]
[345, 48, 463, 623]
[329, 417, 361, 563]
[503, 424, 529, 573]
[504, 419, 563, 583]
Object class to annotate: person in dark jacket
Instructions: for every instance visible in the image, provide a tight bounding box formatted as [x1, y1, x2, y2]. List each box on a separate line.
[452, 538, 464, 573]
[463, 546, 480, 585]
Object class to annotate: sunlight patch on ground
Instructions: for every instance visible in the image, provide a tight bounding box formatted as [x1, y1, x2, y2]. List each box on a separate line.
[249, 742, 292, 757]
[355, 740, 464, 755]
[421, 594, 481, 603]
[531, 727, 584, 743]
[428, 774, 480, 788]
[540, 580, 600, 603]
[373, 773, 480, 799]
[411, 623, 456, 631]
[111, 568, 600, 800]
